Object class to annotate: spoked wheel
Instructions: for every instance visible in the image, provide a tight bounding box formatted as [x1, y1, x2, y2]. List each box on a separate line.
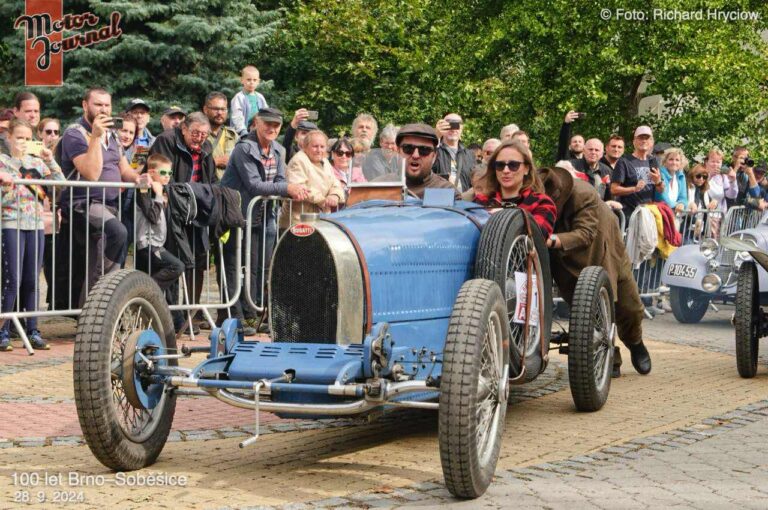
[669, 286, 710, 324]
[440, 279, 510, 499]
[568, 266, 614, 412]
[73, 270, 177, 470]
[475, 208, 552, 382]
[735, 262, 760, 378]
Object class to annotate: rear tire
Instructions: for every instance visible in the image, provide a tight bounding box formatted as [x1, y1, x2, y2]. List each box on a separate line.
[475, 208, 551, 382]
[735, 262, 760, 378]
[439, 279, 509, 499]
[670, 286, 709, 324]
[73, 270, 177, 470]
[568, 267, 614, 412]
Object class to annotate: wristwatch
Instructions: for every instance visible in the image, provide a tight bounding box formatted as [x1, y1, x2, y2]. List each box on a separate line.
[548, 234, 558, 248]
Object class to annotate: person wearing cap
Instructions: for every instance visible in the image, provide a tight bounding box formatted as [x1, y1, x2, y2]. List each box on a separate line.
[160, 106, 186, 131]
[203, 91, 239, 180]
[610, 125, 665, 219]
[282, 108, 318, 163]
[219, 107, 309, 332]
[375, 123, 460, 200]
[433, 113, 475, 192]
[539, 165, 651, 378]
[125, 98, 155, 149]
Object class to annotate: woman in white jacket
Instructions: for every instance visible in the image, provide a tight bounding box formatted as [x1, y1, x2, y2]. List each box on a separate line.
[281, 130, 345, 228]
[705, 149, 737, 212]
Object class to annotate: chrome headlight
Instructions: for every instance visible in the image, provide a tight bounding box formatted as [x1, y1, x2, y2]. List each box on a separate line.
[734, 251, 753, 270]
[702, 273, 722, 293]
[700, 238, 719, 259]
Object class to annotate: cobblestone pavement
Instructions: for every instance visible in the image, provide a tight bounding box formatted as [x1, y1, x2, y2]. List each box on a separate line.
[2, 304, 768, 509]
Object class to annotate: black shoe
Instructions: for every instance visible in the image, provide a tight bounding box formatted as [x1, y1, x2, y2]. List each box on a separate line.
[242, 326, 257, 336]
[611, 365, 621, 378]
[257, 322, 270, 334]
[630, 343, 652, 375]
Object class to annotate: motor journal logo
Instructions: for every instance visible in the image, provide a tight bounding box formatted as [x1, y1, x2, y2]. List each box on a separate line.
[13, 0, 123, 86]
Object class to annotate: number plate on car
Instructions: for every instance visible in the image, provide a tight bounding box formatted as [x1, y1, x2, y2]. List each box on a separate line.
[667, 263, 697, 279]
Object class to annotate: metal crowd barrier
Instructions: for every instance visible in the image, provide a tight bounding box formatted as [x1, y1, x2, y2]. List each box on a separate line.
[675, 209, 723, 245]
[0, 179, 241, 354]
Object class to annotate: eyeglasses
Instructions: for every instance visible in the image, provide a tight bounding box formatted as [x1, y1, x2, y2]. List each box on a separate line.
[334, 150, 353, 157]
[400, 143, 436, 156]
[44, 129, 59, 135]
[156, 169, 173, 177]
[493, 160, 524, 172]
[693, 174, 708, 180]
[188, 129, 209, 139]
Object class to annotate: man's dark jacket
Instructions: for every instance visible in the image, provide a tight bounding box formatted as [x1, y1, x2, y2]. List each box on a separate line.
[432, 141, 474, 191]
[149, 127, 218, 185]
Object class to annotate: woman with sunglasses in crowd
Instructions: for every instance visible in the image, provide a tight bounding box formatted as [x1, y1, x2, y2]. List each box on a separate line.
[686, 163, 717, 212]
[0, 119, 65, 351]
[473, 139, 557, 238]
[281, 129, 345, 227]
[329, 137, 366, 200]
[36, 118, 60, 151]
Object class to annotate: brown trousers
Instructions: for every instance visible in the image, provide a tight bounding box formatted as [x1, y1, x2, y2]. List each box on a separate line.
[557, 257, 644, 368]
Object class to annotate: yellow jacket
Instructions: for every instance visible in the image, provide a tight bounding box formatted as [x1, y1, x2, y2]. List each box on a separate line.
[646, 204, 677, 259]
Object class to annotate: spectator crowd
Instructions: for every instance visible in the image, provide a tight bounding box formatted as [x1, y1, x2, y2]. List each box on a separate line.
[0, 64, 765, 351]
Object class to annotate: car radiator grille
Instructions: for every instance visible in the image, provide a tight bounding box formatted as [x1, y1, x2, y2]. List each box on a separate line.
[271, 232, 338, 344]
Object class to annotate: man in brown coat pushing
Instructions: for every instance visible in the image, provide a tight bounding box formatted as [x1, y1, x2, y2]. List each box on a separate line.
[539, 165, 651, 378]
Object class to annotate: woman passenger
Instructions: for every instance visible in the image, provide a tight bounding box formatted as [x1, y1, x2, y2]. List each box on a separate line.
[473, 140, 557, 237]
[329, 137, 366, 199]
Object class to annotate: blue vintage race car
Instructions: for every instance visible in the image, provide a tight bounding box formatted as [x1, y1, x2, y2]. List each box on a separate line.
[72, 190, 616, 498]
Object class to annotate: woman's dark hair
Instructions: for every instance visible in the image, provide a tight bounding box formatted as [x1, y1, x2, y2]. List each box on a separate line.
[329, 136, 354, 164]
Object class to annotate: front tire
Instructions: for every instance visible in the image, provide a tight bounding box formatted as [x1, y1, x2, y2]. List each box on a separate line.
[670, 286, 710, 324]
[73, 270, 177, 470]
[439, 279, 509, 499]
[475, 208, 551, 382]
[568, 267, 614, 412]
[735, 262, 760, 378]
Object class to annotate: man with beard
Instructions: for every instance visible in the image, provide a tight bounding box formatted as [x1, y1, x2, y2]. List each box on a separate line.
[203, 92, 239, 180]
[375, 123, 459, 200]
[433, 113, 475, 192]
[350, 113, 378, 167]
[58, 87, 140, 304]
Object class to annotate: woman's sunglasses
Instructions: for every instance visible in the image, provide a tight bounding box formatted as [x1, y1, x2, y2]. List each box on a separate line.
[693, 174, 708, 181]
[334, 150, 353, 157]
[493, 160, 524, 172]
[44, 129, 59, 135]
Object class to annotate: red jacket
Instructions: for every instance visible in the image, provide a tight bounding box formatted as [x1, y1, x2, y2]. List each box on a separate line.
[474, 187, 557, 237]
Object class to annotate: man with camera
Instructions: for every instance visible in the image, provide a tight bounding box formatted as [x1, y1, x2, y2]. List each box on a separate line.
[729, 146, 761, 208]
[58, 87, 141, 305]
[433, 113, 475, 192]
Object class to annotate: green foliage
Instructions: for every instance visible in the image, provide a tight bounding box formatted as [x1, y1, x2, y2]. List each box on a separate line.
[2, 0, 768, 162]
[0, 0, 281, 131]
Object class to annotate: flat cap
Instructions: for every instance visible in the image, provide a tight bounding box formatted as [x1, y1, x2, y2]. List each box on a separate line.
[396, 123, 439, 146]
[256, 107, 283, 122]
[163, 106, 187, 117]
[126, 98, 150, 112]
[297, 120, 318, 131]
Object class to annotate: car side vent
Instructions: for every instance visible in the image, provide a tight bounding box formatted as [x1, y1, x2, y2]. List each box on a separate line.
[344, 345, 365, 357]
[315, 347, 338, 359]
[259, 346, 281, 357]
